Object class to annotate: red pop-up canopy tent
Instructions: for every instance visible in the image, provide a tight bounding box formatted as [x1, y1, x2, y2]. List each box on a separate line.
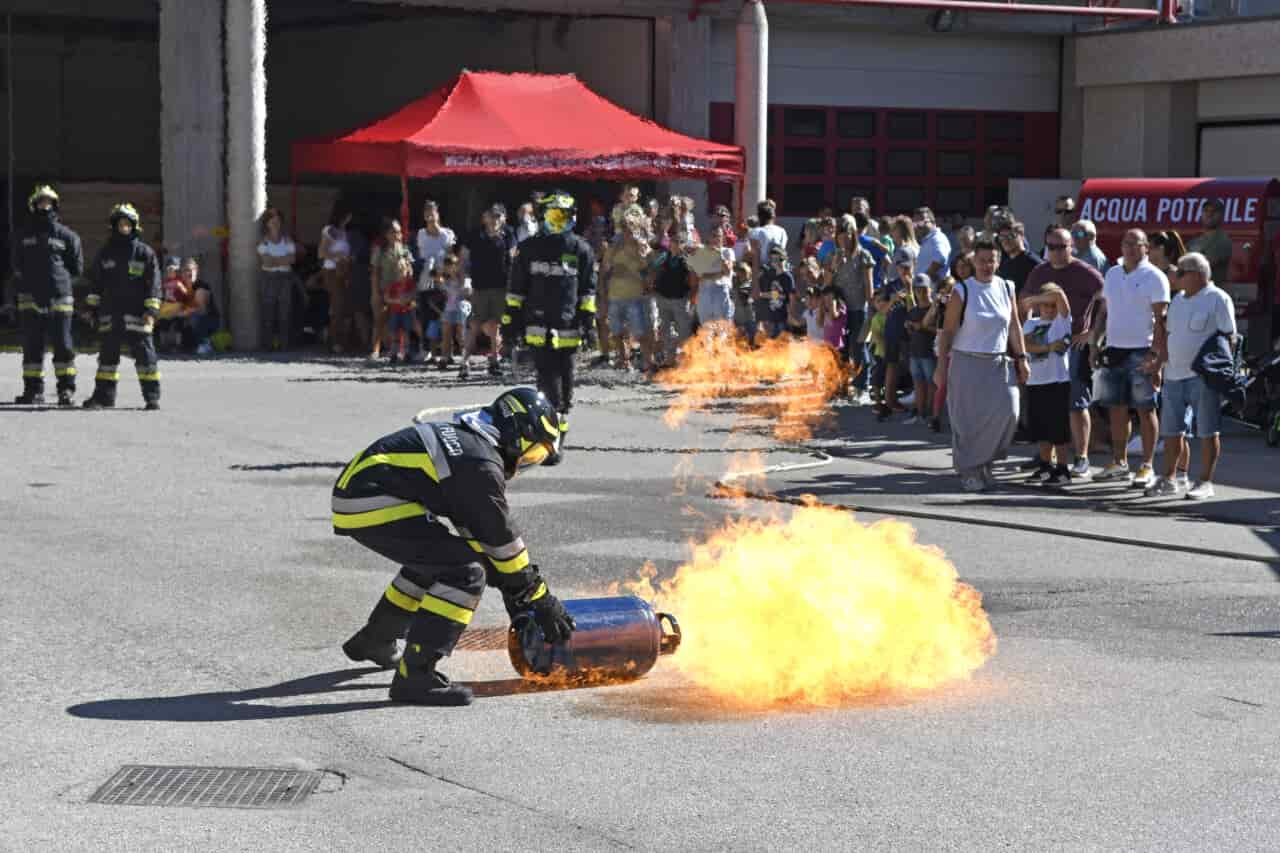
[291, 70, 746, 227]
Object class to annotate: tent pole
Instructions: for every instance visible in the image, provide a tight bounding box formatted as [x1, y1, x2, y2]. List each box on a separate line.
[400, 167, 410, 233]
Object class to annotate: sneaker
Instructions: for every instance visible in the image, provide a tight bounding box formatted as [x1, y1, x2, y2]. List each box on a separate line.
[1027, 462, 1053, 483]
[1174, 472, 1190, 491]
[439, 357, 454, 370]
[458, 361, 470, 380]
[57, 390, 74, 407]
[13, 392, 44, 405]
[1144, 477, 1180, 498]
[960, 475, 987, 493]
[144, 399, 161, 411]
[1185, 481, 1215, 501]
[342, 628, 403, 669]
[389, 668, 473, 706]
[1096, 461, 1130, 482]
[900, 392, 916, 407]
[1045, 465, 1072, 487]
[487, 360, 502, 377]
[389, 353, 401, 365]
[82, 396, 114, 410]
[195, 342, 215, 356]
[904, 414, 920, 425]
[1070, 456, 1092, 480]
[1130, 464, 1155, 489]
[928, 416, 942, 433]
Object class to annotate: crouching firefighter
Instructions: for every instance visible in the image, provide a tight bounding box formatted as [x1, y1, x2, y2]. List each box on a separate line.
[336, 386, 576, 706]
[12, 185, 84, 406]
[502, 191, 596, 465]
[83, 204, 162, 410]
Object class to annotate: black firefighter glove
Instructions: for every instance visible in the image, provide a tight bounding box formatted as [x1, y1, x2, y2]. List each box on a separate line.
[531, 593, 576, 645]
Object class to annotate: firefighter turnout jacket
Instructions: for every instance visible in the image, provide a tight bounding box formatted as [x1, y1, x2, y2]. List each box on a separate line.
[504, 231, 596, 349]
[331, 419, 546, 607]
[86, 233, 162, 332]
[11, 209, 83, 316]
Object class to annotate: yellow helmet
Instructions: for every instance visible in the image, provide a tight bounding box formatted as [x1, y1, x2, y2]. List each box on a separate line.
[109, 203, 141, 232]
[28, 184, 59, 212]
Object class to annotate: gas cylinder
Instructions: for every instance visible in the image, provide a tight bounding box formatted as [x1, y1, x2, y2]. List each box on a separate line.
[508, 595, 681, 681]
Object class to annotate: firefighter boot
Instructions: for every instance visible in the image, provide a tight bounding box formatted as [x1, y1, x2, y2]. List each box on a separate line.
[542, 412, 569, 467]
[389, 647, 472, 706]
[82, 395, 115, 409]
[342, 626, 402, 669]
[57, 390, 74, 407]
[13, 390, 44, 405]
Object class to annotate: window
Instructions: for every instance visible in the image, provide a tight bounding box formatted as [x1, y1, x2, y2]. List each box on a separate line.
[985, 114, 1024, 143]
[837, 110, 876, 139]
[986, 151, 1024, 178]
[935, 188, 975, 214]
[836, 149, 875, 176]
[937, 114, 976, 142]
[886, 186, 927, 212]
[835, 184, 876, 214]
[984, 186, 1010, 209]
[887, 112, 926, 140]
[783, 184, 828, 216]
[783, 147, 826, 175]
[783, 108, 826, 138]
[886, 149, 926, 177]
[937, 151, 974, 178]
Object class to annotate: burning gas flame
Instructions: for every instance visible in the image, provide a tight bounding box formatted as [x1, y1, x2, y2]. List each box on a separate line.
[615, 501, 995, 707]
[658, 326, 847, 441]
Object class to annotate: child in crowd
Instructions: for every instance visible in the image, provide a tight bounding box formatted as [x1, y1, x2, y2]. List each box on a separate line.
[421, 265, 447, 363]
[904, 274, 938, 429]
[383, 254, 418, 364]
[820, 284, 847, 354]
[1021, 283, 1074, 485]
[804, 287, 824, 343]
[437, 252, 471, 370]
[759, 246, 795, 340]
[731, 261, 756, 344]
[869, 290, 891, 417]
[924, 277, 956, 430]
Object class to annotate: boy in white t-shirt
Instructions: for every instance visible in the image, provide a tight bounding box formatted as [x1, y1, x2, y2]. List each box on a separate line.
[1021, 283, 1074, 485]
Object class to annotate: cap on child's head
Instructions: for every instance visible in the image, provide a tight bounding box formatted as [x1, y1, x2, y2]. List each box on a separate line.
[912, 273, 932, 291]
[768, 245, 786, 259]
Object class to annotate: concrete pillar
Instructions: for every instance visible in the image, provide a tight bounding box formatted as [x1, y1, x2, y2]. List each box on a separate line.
[735, 0, 768, 212]
[656, 13, 711, 216]
[158, 0, 225, 305]
[1058, 36, 1083, 180]
[1081, 82, 1198, 178]
[226, 0, 267, 350]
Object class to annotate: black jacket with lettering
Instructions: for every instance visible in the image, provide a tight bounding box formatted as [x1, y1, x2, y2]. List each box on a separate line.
[330, 418, 540, 599]
[11, 209, 83, 312]
[505, 231, 596, 348]
[86, 232, 162, 330]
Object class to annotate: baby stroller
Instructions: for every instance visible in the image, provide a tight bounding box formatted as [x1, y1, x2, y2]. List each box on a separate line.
[1241, 340, 1280, 447]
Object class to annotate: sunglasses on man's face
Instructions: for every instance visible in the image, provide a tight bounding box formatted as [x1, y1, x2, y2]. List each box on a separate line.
[1045, 242, 1068, 251]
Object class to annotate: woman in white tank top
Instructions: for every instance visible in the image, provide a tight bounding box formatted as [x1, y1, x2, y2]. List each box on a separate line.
[934, 240, 1030, 491]
[318, 203, 353, 352]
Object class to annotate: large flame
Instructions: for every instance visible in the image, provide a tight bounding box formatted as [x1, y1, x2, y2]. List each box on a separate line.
[616, 501, 995, 707]
[659, 326, 847, 441]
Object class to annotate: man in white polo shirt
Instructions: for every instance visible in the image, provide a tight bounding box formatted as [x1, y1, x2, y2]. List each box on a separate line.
[1146, 252, 1236, 500]
[912, 206, 951, 284]
[1090, 228, 1170, 487]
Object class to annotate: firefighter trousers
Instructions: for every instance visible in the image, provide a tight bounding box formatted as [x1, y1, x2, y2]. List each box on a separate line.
[92, 328, 160, 404]
[533, 345, 575, 417]
[351, 524, 486, 664]
[19, 309, 76, 396]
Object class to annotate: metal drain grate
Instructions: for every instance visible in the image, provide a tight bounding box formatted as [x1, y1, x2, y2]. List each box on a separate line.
[454, 626, 509, 652]
[89, 765, 322, 809]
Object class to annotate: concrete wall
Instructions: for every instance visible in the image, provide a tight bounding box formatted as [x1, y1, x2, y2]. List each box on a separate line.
[268, 14, 653, 182]
[710, 21, 1060, 112]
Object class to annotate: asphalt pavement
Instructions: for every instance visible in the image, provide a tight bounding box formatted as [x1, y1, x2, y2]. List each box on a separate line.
[1, 350, 1278, 852]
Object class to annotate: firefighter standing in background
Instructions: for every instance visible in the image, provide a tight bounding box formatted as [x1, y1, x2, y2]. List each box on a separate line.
[337, 386, 575, 706]
[11, 185, 84, 406]
[502, 191, 596, 465]
[83, 204, 163, 410]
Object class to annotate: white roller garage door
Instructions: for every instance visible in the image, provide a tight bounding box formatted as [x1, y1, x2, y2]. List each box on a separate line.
[1199, 123, 1280, 177]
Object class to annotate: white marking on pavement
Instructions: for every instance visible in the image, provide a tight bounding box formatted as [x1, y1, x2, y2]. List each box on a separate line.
[560, 538, 692, 561]
[717, 452, 833, 484]
[413, 403, 489, 421]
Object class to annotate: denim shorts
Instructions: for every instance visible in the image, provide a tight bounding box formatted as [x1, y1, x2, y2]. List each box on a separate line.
[1093, 347, 1157, 409]
[425, 319, 441, 341]
[1068, 346, 1092, 412]
[442, 302, 470, 326]
[608, 297, 653, 336]
[697, 285, 734, 324]
[909, 355, 937, 384]
[1160, 375, 1222, 438]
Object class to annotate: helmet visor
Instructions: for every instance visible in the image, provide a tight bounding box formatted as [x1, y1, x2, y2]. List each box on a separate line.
[516, 439, 555, 471]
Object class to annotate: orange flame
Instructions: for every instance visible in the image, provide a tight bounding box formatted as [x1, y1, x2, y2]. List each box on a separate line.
[615, 502, 996, 708]
[658, 326, 847, 441]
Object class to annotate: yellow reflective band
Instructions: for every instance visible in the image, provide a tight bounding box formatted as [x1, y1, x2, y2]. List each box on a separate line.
[96, 370, 121, 381]
[578, 295, 597, 314]
[50, 303, 74, 314]
[332, 501, 426, 530]
[529, 581, 548, 602]
[525, 334, 546, 346]
[143, 298, 161, 310]
[137, 371, 161, 382]
[383, 583, 421, 613]
[466, 539, 485, 554]
[337, 452, 438, 489]
[491, 549, 531, 574]
[540, 415, 558, 436]
[558, 417, 570, 434]
[551, 334, 580, 349]
[505, 394, 527, 414]
[501, 314, 512, 325]
[55, 367, 77, 377]
[22, 368, 44, 378]
[86, 294, 101, 306]
[419, 594, 474, 626]
[506, 293, 525, 306]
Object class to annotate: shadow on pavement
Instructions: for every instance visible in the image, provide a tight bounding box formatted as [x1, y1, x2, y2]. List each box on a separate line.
[66, 667, 393, 721]
[570, 682, 917, 724]
[1207, 630, 1280, 639]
